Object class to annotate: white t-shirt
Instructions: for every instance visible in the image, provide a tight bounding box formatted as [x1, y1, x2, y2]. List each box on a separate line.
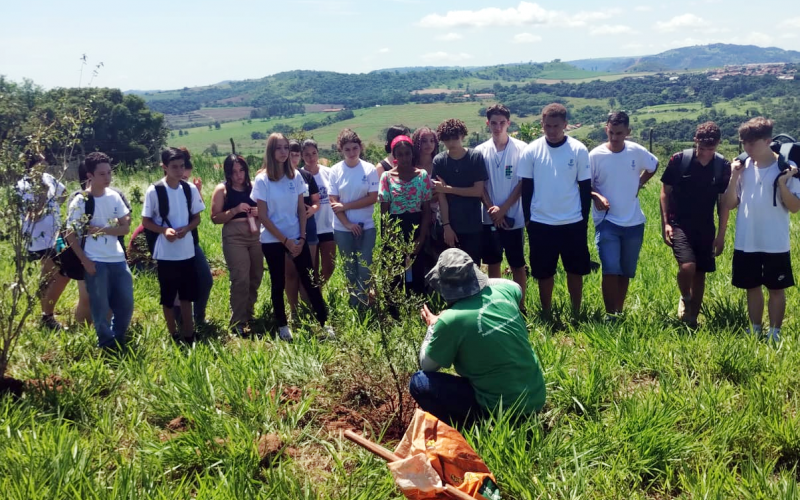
[476, 136, 527, 229]
[67, 189, 129, 263]
[18, 173, 67, 252]
[734, 158, 800, 253]
[142, 181, 205, 261]
[251, 171, 306, 244]
[328, 160, 379, 231]
[589, 141, 659, 227]
[307, 166, 335, 234]
[517, 136, 590, 226]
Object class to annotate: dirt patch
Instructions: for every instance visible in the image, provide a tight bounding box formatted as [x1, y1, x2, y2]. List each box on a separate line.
[25, 374, 72, 393]
[320, 392, 417, 443]
[210, 268, 226, 279]
[257, 433, 284, 467]
[166, 416, 189, 432]
[617, 373, 660, 399]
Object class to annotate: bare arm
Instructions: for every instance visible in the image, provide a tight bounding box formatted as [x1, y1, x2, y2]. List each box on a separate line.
[778, 170, 800, 213]
[342, 191, 379, 210]
[298, 194, 307, 239]
[638, 169, 657, 191]
[94, 214, 131, 236]
[437, 180, 484, 198]
[721, 163, 742, 211]
[210, 184, 244, 225]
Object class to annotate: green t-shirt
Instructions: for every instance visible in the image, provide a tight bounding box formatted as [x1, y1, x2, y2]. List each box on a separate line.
[425, 280, 546, 414]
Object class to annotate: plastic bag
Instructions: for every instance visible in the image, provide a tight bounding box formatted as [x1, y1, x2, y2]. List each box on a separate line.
[390, 409, 502, 500]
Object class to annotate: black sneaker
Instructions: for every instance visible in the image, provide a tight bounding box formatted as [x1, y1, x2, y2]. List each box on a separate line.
[40, 314, 65, 332]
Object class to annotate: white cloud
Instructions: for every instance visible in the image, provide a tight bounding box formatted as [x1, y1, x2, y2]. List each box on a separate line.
[655, 14, 706, 33]
[378, 47, 390, 53]
[420, 52, 473, 63]
[779, 17, 800, 28]
[634, 5, 653, 11]
[590, 24, 637, 36]
[781, 33, 798, 39]
[742, 32, 773, 46]
[436, 32, 463, 41]
[513, 33, 542, 43]
[418, 2, 615, 29]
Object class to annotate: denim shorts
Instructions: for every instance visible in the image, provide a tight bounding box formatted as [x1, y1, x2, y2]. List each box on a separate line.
[595, 221, 645, 278]
[305, 215, 319, 246]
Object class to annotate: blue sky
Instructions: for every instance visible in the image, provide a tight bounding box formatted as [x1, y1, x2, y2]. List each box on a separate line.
[2, 0, 799, 91]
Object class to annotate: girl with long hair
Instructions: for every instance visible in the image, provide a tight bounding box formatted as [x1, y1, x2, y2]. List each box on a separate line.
[211, 154, 263, 334]
[251, 133, 332, 340]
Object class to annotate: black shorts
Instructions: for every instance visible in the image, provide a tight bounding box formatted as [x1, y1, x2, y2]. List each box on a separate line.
[732, 250, 795, 290]
[28, 248, 55, 262]
[672, 224, 716, 273]
[157, 258, 198, 306]
[317, 232, 334, 243]
[482, 225, 525, 268]
[527, 220, 590, 279]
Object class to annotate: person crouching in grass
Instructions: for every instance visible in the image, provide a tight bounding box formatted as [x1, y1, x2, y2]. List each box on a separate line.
[410, 248, 546, 427]
[722, 117, 800, 342]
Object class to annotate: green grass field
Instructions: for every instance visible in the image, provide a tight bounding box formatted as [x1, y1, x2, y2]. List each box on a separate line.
[174, 102, 511, 155]
[4, 151, 800, 498]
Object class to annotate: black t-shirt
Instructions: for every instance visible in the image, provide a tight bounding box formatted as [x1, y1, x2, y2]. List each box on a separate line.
[298, 169, 319, 207]
[431, 148, 488, 234]
[660, 151, 731, 229]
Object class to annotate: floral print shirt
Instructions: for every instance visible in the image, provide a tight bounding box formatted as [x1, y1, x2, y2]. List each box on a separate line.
[378, 169, 433, 215]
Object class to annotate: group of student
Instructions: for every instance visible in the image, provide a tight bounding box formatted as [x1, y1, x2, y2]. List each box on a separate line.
[20, 102, 800, 355]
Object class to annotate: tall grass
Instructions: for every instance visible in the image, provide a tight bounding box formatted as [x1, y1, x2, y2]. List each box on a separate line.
[1, 152, 800, 498]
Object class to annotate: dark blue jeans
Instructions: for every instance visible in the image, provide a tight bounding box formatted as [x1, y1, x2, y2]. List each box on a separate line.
[409, 371, 485, 427]
[84, 261, 134, 349]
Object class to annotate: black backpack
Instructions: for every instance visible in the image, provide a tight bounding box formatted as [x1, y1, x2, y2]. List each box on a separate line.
[143, 179, 198, 254]
[736, 134, 800, 206]
[679, 148, 727, 188]
[55, 192, 95, 281]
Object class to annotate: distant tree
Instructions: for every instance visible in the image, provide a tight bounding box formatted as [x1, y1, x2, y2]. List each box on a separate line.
[204, 143, 219, 156]
[214, 121, 221, 130]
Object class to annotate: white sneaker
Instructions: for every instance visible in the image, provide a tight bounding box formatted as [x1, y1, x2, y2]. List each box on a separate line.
[278, 325, 293, 342]
[323, 325, 336, 339]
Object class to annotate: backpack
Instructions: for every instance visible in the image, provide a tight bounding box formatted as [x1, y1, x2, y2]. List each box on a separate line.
[54, 192, 95, 281]
[736, 134, 800, 206]
[679, 148, 727, 188]
[143, 179, 197, 254]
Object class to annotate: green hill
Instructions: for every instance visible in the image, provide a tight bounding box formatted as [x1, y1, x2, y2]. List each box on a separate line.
[570, 43, 800, 72]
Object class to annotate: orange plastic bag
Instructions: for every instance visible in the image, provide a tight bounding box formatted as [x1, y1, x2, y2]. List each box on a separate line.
[388, 409, 502, 500]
